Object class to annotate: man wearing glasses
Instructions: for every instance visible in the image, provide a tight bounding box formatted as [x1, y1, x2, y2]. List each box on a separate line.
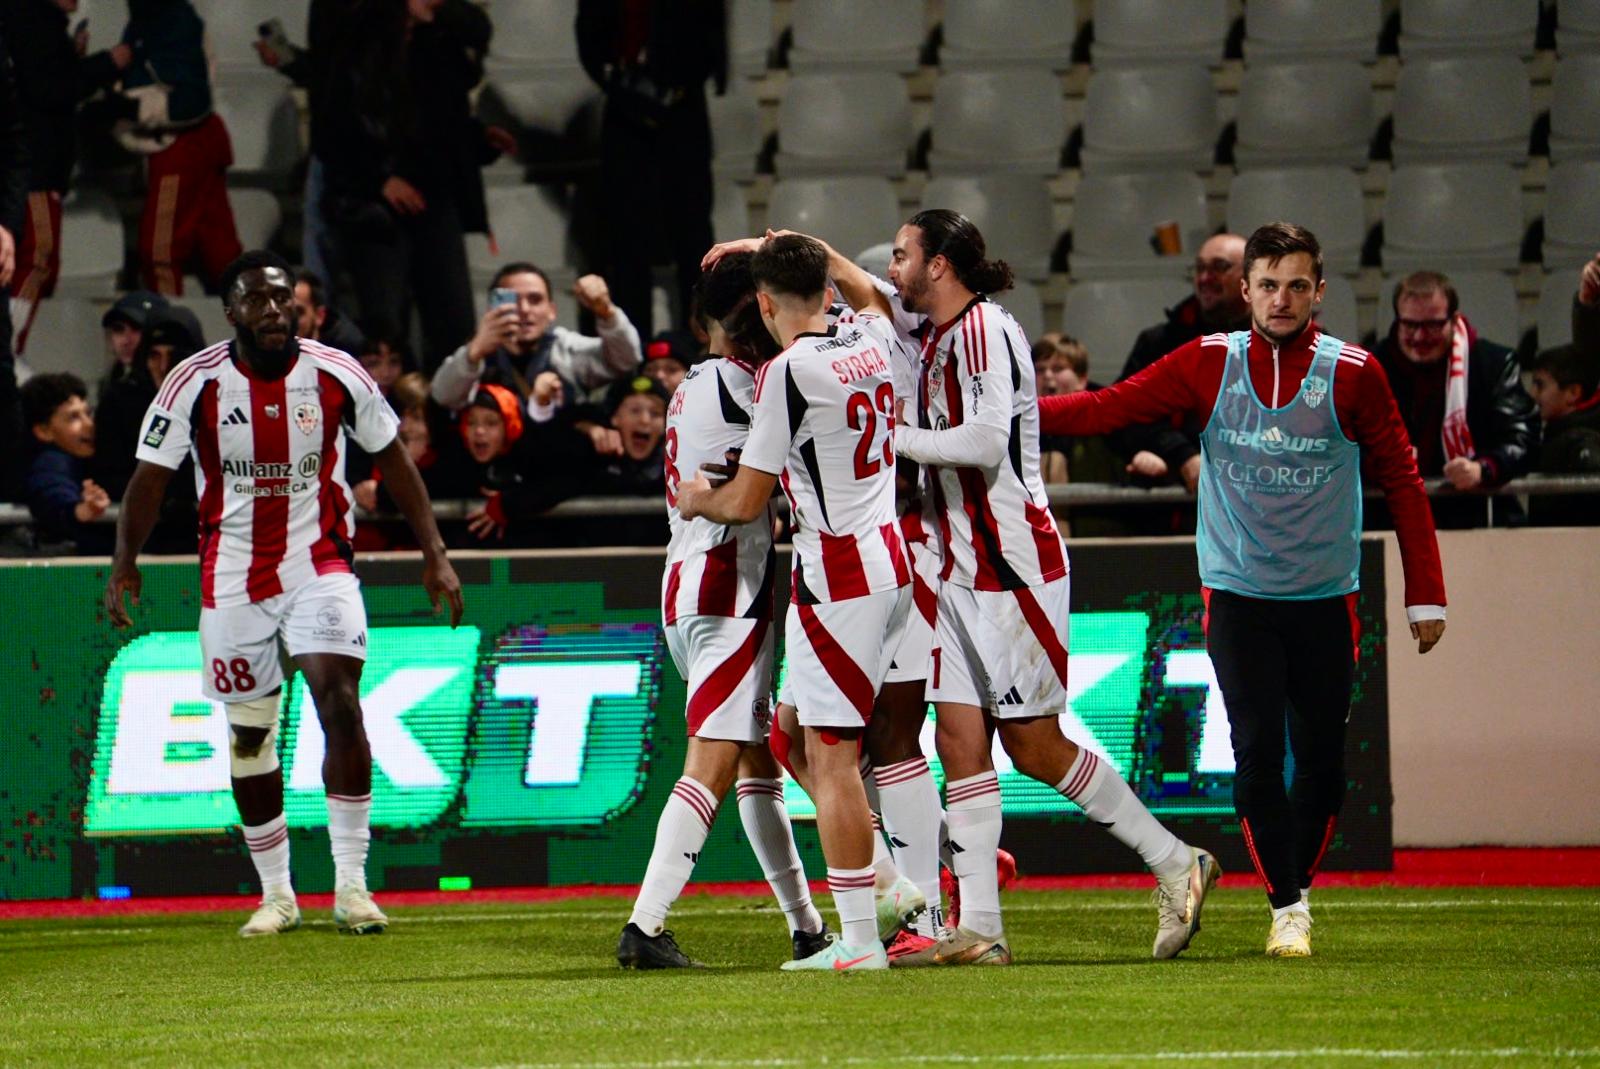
[1113, 233, 1252, 496]
[1371, 271, 1536, 528]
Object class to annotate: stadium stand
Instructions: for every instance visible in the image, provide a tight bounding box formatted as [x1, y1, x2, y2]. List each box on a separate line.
[708, 78, 763, 180]
[765, 177, 902, 256]
[1537, 271, 1578, 348]
[480, 0, 583, 73]
[1549, 55, 1600, 162]
[919, 174, 1057, 283]
[1375, 270, 1522, 349]
[1557, 0, 1600, 54]
[211, 76, 302, 188]
[1315, 274, 1361, 344]
[938, 0, 1076, 70]
[1068, 171, 1209, 279]
[1396, 0, 1540, 58]
[786, 0, 925, 74]
[468, 186, 575, 290]
[1060, 277, 1192, 383]
[54, 191, 123, 298]
[1543, 161, 1600, 270]
[728, 0, 775, 76]
[1078, 65, 1217, 173]
[928, 69, 1068, 175]
[191, 0, 312, 75]
[775, 73, 913, 177]
[1242, 0, 1382, 62]
[1381, 164, 1525, 274]
[712, 179, 752, 244]
[1089, 0, 1230, 67]
[1233, 61, 1374, 170]
[18, 297, 105, 380]
[1226, 168, 1367, 276]
[1391, 56, 1532, 165]
[226, 188, 284, 253]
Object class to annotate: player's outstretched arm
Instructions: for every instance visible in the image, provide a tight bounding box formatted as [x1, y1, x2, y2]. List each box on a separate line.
[372, 438, 464, 627]
[105, 461, 174, 628]
[677, 464, 778, 526]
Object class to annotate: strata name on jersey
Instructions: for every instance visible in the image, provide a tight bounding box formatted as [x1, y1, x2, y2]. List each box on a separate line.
[134, 338, 399, 608]
[663, 356, 775, 623]
[919, 297, 1067, 591]
[742, 319, 910, 604]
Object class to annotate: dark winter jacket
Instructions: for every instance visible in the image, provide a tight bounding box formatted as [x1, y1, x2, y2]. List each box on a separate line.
[0, 0, 123, 191]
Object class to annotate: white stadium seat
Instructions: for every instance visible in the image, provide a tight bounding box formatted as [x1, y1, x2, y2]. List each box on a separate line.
[212, 76, 301, 185]
[920, 174, 1057, 282]
[712, 180, 751, 243]
[480, 69, 600, 134]
[1313, 275, 1360, 344]
[728, 0, 775, 76]
[1375, 270, 1521, 349]
[1233, 62, 1373, 170]
[226, 188, 282, 251]
[1079, 65, 1217, 173]
[482, 0, 582, 72]
[17, 298, 106, 375]
[928, 70, 1067, 175]
[1091, 0, 1229, 67]
[1537, 272, 1576, 349]
[939, 0, 1076, 70]
[1549, 56, 1600, 162]
[1391, 57, 1531, 165]
[1557, 0, 1600, 55]
[775, 73, 913, 177]
[997, 280, 1045, 344]
[55, 190, 123, 298]
[709, 79, 763, 180]
[1069, 171, 1208, 279]
[1398, 0, 1539, 57]
[1381, 164, 1524, 273]
[1060, 278, 1191, 383]
[1243, 0, 1381, 62]
[765, 177, 901, 257]
[787, 0, 925, 74]
[170, 287, 236, 346]
[1541, 162, 1600, 271]
[469, 186, 575, 289]
[1226, 168, 1367, 276]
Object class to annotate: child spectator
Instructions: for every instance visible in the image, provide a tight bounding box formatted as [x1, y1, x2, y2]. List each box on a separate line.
[21, 372, 109, 552]
[1031, 334, 1130, 536]
[1525, 344, 1600, 526]
[592, 373, 669, 495]
[640, 332, 693, 394]
[358, 336, 412, 403]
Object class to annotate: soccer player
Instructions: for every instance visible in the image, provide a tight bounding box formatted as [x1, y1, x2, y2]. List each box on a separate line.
[616, 253, 832, 969]
[884, 211, 1220, 965]
[103, 250, 464, 937]
[677, 234, 917, 972]
[1038, 222, 1448, 957]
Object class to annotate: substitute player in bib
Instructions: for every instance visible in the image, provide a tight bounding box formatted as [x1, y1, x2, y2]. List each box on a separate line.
[617, 253, 832, 969]
[104, 251, 465, 938]
[1039, 223, 1448, 957]
[889, 211, 1219, 966]
[678, 234, 916, 972]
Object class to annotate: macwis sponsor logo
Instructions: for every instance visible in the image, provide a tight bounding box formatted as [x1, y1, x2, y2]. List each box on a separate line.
[1214, 425, 1329, 455]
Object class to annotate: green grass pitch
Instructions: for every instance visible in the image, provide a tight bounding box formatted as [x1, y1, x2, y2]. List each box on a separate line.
[3, 887, 1597, 1068]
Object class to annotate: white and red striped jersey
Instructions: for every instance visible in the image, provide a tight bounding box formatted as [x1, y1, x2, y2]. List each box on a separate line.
[134, 339, 399, 608]
[919, 297, 1068, 591]
[742, 316, 910, 604]
[662, 355, 775, 624]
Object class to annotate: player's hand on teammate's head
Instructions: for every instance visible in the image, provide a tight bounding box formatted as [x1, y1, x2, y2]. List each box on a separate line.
[1410, 618, 1446, 654]
[700, 236, 763, 273]
[103, 562, 142, 629]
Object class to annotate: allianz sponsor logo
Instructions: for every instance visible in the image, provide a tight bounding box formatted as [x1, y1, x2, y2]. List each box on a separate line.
[1215, 425, 1329, 455]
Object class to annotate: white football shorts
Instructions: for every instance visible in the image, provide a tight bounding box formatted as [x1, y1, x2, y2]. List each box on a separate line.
[666, 614, 775, 743]
[198, 572, 368, 702]
[926, 575, 1071, 720]
[778, 586, 912, 729]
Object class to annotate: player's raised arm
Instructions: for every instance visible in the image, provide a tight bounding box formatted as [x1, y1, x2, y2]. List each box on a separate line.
[1038, 339, 1213, 438]
[104, 460, 174, 627]
[371, 438, 464, 627]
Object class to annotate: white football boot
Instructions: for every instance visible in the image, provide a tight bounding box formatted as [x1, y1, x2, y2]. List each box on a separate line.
[874, 875, 927, 940]
[333, 887, 389, 935]
[238, 893, 301, 938]
[1153, 846, 1222, 959]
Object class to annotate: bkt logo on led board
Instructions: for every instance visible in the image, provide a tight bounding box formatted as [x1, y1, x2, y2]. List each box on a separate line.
[84, 623, 665, 835]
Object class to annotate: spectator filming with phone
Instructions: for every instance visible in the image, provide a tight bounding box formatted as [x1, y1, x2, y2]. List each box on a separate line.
[430, 262, 642, 425]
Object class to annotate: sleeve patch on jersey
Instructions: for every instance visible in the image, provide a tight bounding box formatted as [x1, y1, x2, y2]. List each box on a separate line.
[143, 414, 172, 447]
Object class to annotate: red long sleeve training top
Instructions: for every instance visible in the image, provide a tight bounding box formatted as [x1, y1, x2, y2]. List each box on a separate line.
[1039, 324, 1448, 611]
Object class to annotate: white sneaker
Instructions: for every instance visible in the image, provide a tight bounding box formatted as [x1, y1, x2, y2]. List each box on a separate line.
[1266, 907, 1313, 958]
[1152, 846, 1222, 959]
[778, 934, 888, 972]
[333, 887, 389, 935]
[239, 893, 300, 938]
[874, 875, 927, 941]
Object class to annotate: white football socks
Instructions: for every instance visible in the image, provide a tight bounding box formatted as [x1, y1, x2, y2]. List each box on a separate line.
[859, 760, 900, 891]
[324, 792, 372, 892]
[242, 812, 292, 898]
[1056, 749, 1188, 881]
[875, 755, 944, 936]
[945, 771, 1004, 939]
[827, 866, 878, 947]
[629, 777, 719, 936]
[735, 778, 824, 936]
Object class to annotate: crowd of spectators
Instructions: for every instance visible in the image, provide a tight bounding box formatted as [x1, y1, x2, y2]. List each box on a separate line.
[0, 1, 1596, 560]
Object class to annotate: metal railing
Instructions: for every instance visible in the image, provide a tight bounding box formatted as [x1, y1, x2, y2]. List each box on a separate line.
[3, 475, 1597, 528]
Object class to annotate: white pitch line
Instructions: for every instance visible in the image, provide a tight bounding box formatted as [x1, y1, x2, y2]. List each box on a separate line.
[475, 1048, 1600, 1069]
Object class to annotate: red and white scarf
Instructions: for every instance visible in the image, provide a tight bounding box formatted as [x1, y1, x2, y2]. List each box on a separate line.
[1440, 315, 1476, 462]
